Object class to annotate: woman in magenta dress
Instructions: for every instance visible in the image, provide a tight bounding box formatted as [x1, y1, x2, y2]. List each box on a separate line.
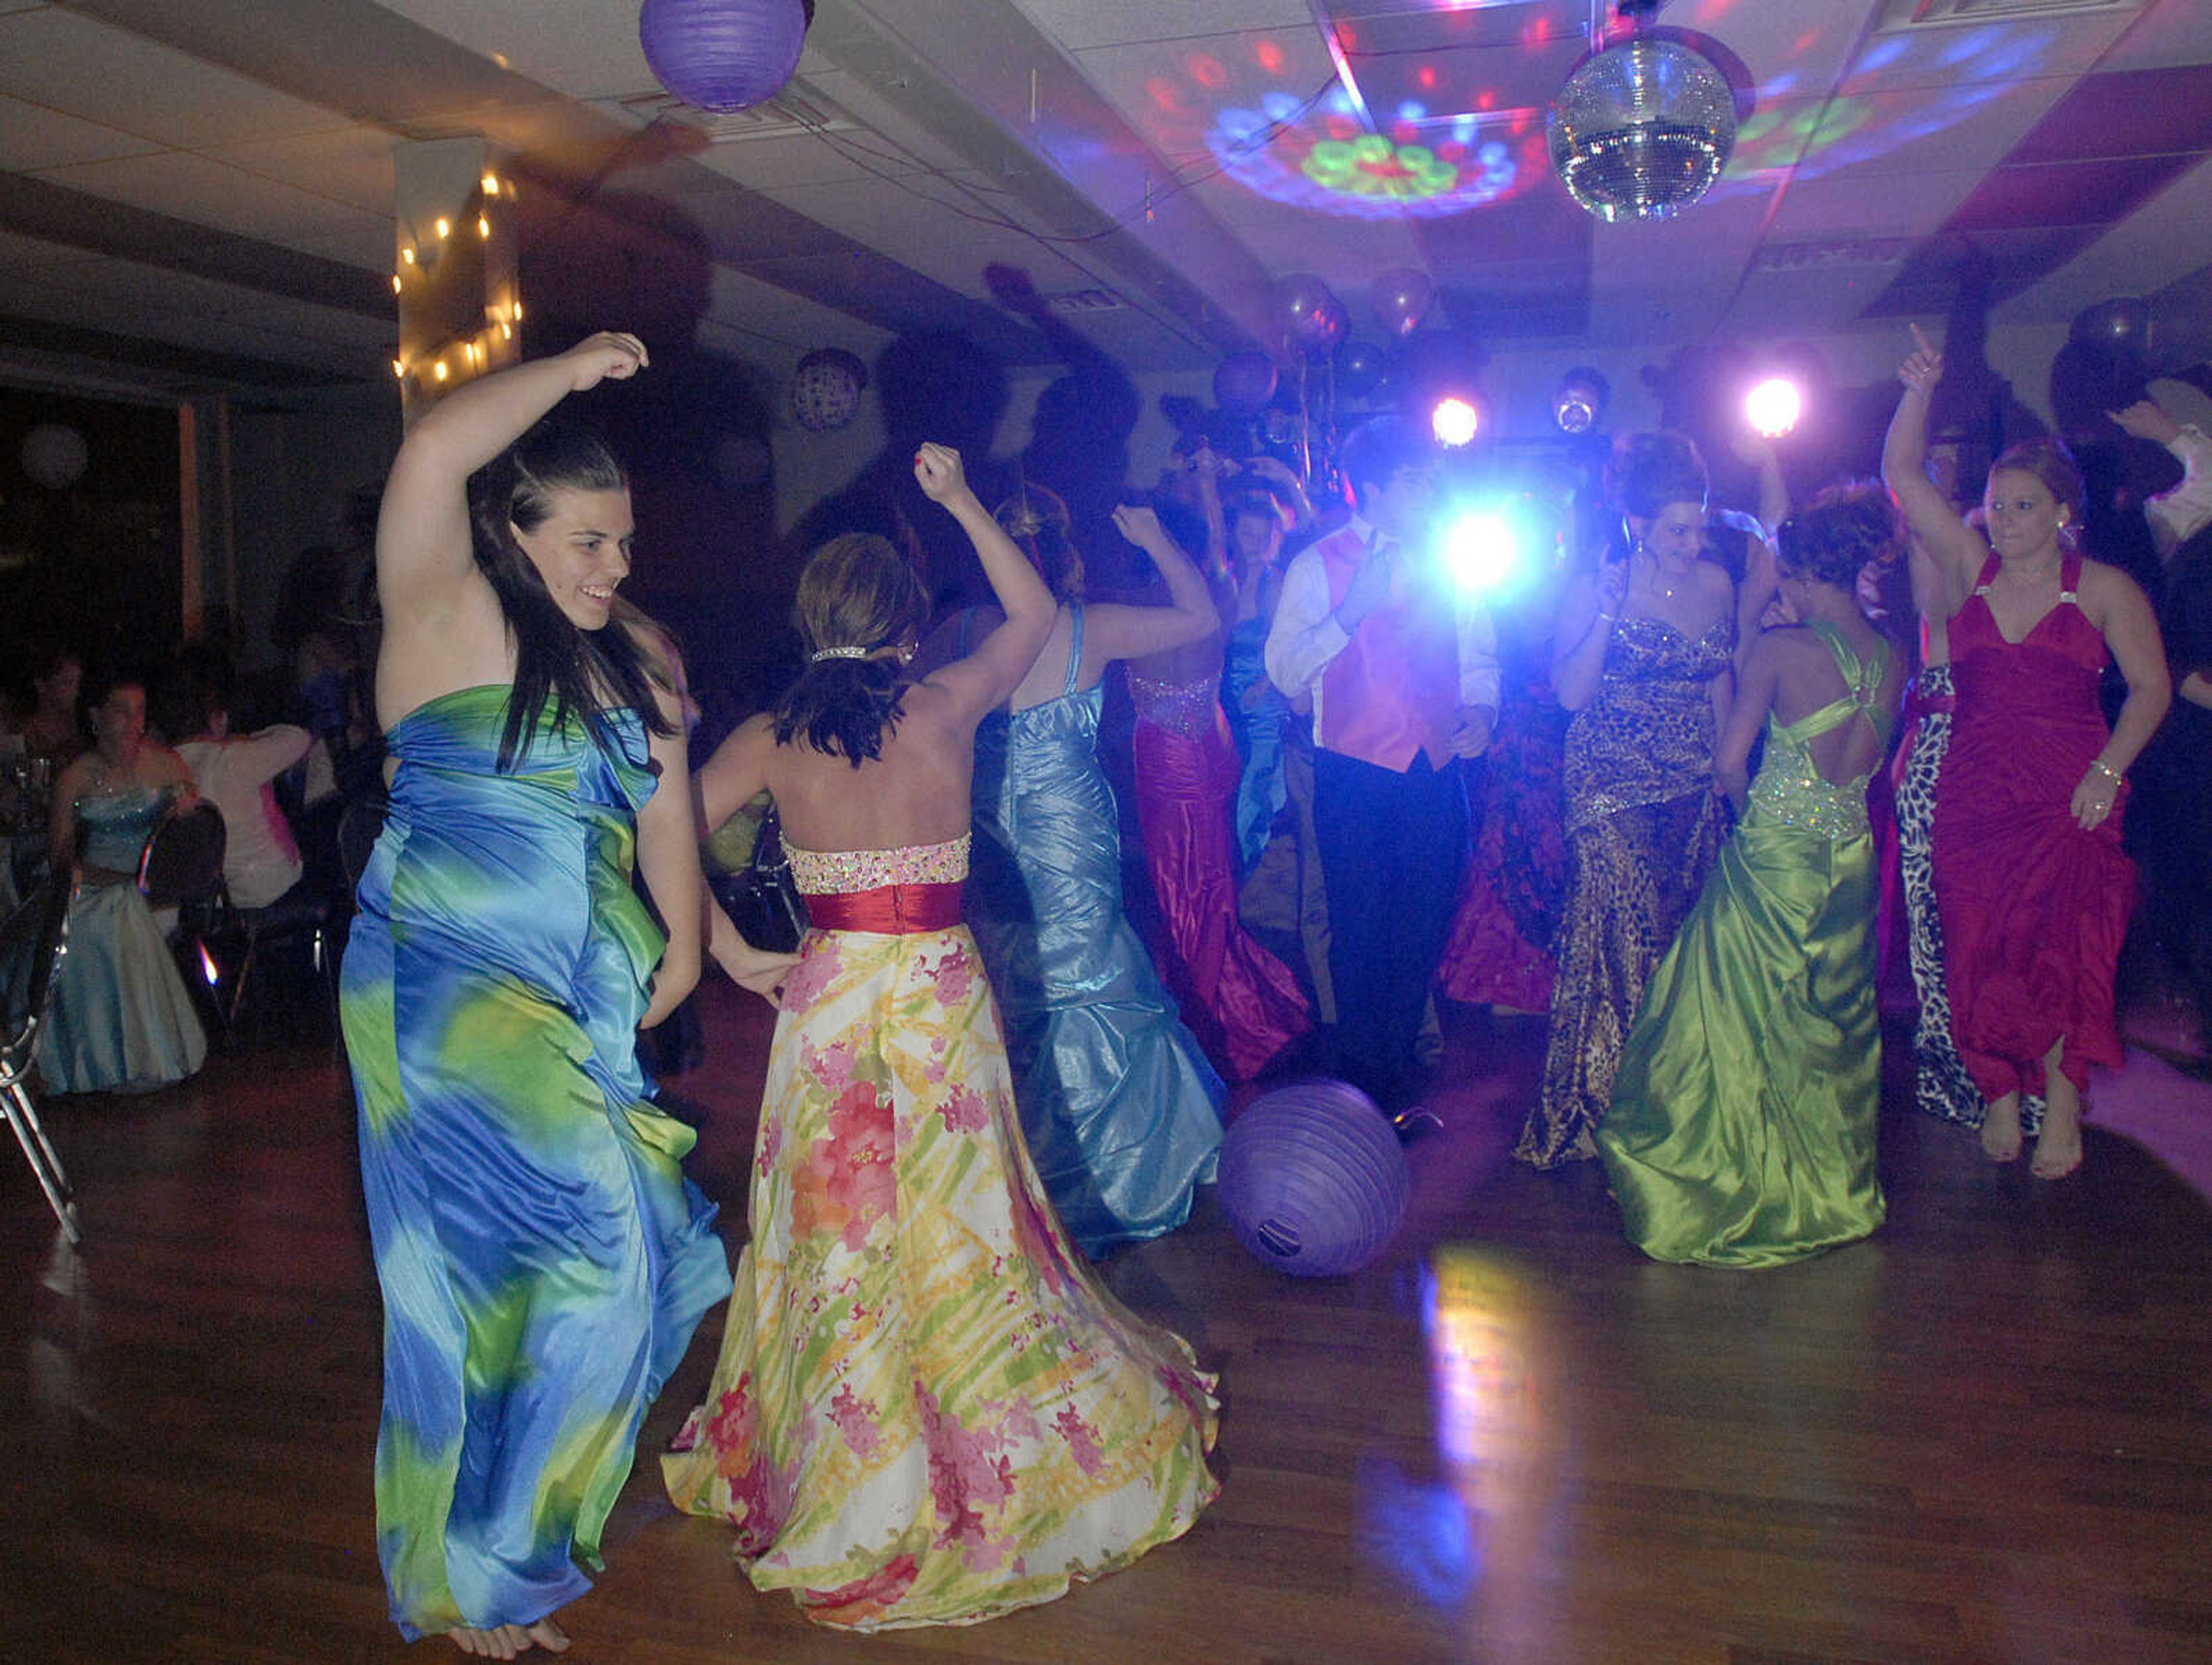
[1116, 491, 1310, 1083]
[1884, 325, 2170, 1178]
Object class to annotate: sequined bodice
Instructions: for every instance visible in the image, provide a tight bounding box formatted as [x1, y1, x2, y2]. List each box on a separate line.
[76, 786, 169, 873]
[1565, 614, 1735, 829]
[1126, 669, 1221, 738]
[786, 835, 971, 894]
[1746, 625, 1893, 840]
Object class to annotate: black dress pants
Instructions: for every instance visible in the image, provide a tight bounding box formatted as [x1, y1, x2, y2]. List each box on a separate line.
[1311, 748, 1467, 1112]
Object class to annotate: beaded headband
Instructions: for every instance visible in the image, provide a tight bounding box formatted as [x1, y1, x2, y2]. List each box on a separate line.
[809, 645, 873, 663]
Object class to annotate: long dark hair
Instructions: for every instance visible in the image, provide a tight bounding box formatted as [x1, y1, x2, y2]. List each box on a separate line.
[465, 416, 672, 770]
[774, 533, 929, 768]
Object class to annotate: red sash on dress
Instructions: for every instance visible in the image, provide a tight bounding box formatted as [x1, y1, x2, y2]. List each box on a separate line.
[805, 883, 964, 935]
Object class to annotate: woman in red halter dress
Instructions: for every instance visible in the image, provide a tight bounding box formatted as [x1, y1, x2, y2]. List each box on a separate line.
[1884, 325, 2170, 1178]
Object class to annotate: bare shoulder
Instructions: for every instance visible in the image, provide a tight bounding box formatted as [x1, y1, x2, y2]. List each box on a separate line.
[2075, 556, 2149, 608]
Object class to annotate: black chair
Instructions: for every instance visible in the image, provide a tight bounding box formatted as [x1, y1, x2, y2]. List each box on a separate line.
[217, 885, 341, 1048]
[1, 877, 83, 1245]
[138, 802, 231, 1045]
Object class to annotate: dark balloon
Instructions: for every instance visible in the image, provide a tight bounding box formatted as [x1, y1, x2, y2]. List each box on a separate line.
[1213, 350, 1279, 414]
[1278, 274, 1347, 355]
[1335, 339, 1389, 400]
[2070, 297, 2150, 352]
[1372, 267, 1434, 338]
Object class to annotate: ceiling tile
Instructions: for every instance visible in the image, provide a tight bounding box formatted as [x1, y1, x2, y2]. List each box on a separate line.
[1766, 170, 1985, 240]
[1838, 9, 2137, 97]
[2087, 0, 2212, 74]
[1014, 0, 1313, 53]
[0, 94, 158, 171]
[2005, 62, 2212, 163]
[199, 126, 403, 217]
[0, 6, 349, 147]
[1949, 153, 2198, 231]
[375, 0, 660, 104]
[36, 151, 391, 264]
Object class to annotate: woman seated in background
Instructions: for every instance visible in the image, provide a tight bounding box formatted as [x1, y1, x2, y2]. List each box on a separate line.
[1598, 486, 1905, 1267]
[17, 642, 89, 776]
[39, 670, 207, 1094]
[666, 443, 1218, 1631]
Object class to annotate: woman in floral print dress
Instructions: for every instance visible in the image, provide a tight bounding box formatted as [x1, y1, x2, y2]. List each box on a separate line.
[664, 443, 1219, 1630]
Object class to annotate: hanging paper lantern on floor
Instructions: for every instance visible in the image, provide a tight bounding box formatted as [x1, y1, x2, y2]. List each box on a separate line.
[639, 0, 811, 115]
[791, 347, 866, 431]
[1218, 1080, 1408, 1277]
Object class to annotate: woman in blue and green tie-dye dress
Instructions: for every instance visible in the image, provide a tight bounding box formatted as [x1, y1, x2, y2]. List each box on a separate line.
[340, 333, 789, 1659]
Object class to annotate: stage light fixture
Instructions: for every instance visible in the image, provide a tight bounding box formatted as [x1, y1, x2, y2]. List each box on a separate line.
[1431, 396, 1480, 449]
[1744, 377, 1802, 439]
[1552, 367, 1609, 435]
[1441, 510, 1521, 596]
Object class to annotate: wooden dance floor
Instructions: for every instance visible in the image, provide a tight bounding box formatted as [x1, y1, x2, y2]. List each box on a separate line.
[5, 984, 2210, 1665]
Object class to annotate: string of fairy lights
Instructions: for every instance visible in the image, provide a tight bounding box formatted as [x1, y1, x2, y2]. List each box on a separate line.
[389, 170, 523, 397]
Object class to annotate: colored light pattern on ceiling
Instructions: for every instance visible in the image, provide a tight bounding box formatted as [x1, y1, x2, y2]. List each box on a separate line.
[1711, 25, 2058, 195]
[1210, 83, 1544, 219]
[1138, 39, 1546, 221]
[1131, 19, 2066, 222]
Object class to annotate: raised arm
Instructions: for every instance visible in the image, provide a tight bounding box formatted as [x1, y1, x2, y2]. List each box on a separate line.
[1082, 504, 1221, 662]
[1881, 325, 1986, 619]
[1730, 430, 1790, 540]
[913, 445, 1057, 723]
[376, 332, 648, 627]
[2112, 398, 2212, 559]
[1551, 557, 1627, 712]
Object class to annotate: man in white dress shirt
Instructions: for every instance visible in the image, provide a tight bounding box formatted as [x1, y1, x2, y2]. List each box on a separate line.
[1264, 416, 1501, 1117]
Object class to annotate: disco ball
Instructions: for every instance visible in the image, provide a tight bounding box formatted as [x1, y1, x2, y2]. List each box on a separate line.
[1548, 37, 1736, 223]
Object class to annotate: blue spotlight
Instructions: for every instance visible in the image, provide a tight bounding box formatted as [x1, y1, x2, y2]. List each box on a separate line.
[1441, 509, 1522, 596]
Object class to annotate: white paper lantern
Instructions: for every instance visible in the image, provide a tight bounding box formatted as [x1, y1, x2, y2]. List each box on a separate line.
[20, 423, 89, 490]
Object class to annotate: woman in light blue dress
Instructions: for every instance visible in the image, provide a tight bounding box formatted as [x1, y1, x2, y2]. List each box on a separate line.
[40, 673, 207, 1094]
[965, 499, 1227, 1256]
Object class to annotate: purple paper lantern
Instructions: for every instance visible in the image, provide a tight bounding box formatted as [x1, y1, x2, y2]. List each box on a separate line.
[1218, 1080, 1408, 1277]
[639, 0, 810, 115]
[792, 347, 866, 431]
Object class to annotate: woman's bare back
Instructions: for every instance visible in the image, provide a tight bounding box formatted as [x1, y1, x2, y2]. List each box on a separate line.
[766, 681, 981, 854]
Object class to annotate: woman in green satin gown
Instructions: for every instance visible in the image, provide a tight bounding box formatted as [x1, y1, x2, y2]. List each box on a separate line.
[1597, 486, 1906, 1268]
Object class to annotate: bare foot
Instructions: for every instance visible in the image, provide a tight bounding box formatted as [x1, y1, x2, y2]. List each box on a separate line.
[2031, 1094, 2084, 1181]
[445, 1625, 530, 1659]
[526, 1619, 571, 1654]
[2029, 1040, 2082, 1179]
[1979, 1095, 2023, 1162]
